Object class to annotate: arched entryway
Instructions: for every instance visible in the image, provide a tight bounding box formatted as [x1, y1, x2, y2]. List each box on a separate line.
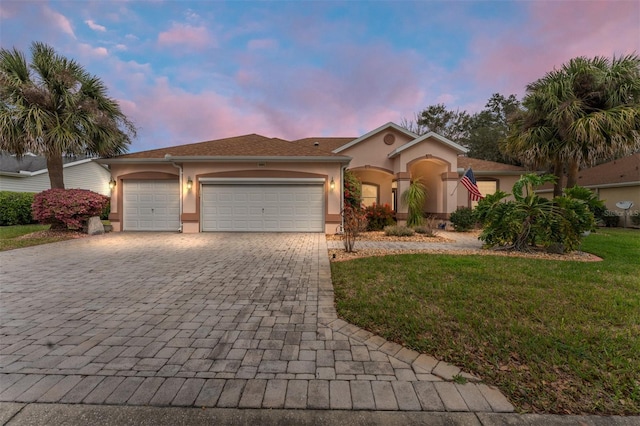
[407, 157, 450, 216]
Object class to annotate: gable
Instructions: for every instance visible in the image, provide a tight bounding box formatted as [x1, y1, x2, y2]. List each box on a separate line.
[332, 122, 418, 153]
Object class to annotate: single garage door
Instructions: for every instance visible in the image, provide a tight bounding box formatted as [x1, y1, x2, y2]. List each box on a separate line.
[123, 180, 180, 231]
[201, 181, 324, 232]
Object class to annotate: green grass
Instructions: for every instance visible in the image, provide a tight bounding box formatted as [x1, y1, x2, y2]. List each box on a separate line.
[0, 224, 78, 251]
[331, 229, 640, 415]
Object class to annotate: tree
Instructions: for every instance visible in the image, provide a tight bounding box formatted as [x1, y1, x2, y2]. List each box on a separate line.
[401, 103, 471, 141]
[401, 95, 521, 164]
[504, 55, 640, 195]
[401, 178, 427, 227]
[466, 94, 520, 163]
[0, 41, 135, 189]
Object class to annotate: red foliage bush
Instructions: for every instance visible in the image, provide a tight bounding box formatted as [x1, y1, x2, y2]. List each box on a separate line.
[32, 189, 109, 230]
[364, 203, 395, 231]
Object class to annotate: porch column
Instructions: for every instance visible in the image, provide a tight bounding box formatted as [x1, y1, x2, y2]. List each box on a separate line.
[395, 171, 411, 225]
[442, 171, 460, 216]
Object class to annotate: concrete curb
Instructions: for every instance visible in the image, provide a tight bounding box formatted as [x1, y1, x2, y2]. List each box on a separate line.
[1, 403, 639, 426]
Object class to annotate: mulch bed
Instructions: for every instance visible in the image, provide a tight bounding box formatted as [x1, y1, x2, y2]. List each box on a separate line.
[328, 231, 602, 263]
[15, 230, 88, 240]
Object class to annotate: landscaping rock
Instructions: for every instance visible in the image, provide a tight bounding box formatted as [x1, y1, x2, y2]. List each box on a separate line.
[87, 216, 105, 235]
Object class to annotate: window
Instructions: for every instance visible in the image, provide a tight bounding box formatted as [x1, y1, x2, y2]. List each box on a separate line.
[471, 180, 497, 208]
[361, 183, 379, 207]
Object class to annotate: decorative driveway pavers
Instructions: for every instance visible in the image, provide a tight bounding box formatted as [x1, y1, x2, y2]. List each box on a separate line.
[0, 233, 513, 412]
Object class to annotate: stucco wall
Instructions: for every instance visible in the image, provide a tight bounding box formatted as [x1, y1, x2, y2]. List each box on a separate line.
[108, 161, 343, 233]
[339, 130, 413, 171]
[455, 174, 522, 208]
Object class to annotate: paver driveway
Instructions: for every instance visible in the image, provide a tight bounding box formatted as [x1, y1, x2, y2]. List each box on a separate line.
[0, 233, 512, 412]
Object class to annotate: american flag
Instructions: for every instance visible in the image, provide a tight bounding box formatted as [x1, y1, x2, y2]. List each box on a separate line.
[460, 168, 484, 201]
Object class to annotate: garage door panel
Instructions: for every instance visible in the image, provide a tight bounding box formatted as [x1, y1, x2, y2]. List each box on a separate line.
[202, 184, 323, 232]
[124, 180, 180, 231]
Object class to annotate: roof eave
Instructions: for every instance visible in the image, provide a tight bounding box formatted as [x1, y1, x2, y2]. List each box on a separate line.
[0, 158, 99, 175]
[388, 131, 468, 158]
[457, 169, 529, 176]
[536, 181, 640, 192]
[100, 155, 352, 164]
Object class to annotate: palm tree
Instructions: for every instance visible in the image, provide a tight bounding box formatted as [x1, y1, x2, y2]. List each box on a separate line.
[401, 178, 427, 227]
[504, 55, 640, 196]
[0, 41, 135, 188]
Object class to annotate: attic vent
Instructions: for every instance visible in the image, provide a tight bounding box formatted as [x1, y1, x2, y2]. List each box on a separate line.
[384, 133, 396, 145]
[314, 142, 320, 147]
[257, 162, 266, 167]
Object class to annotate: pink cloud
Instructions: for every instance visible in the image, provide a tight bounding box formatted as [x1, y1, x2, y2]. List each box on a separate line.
[463, 1, 640, 99]
[77, 43, 108, 58]
[0, 5, 15, 19]
[42, 5, 75, 38]
[85, 19, 106, 32]
[157, 23, 214, 50]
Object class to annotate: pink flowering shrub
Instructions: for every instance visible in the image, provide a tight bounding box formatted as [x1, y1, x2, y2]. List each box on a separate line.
[32, 189, 109, 230]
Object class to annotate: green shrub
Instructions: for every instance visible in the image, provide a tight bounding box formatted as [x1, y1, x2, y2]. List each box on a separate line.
[563, 186, 606, 221]
[384, 225, 415, 237]
[476, 175, 598, 252]
[413, 225, 435, 236]
[0, 191, 36, 226]
[632, 211, 640, 226]
[413, 216, 438, 236]
[602, 211, 620, 227]
[101, 198, 111, 220]
[449, 206, 476, 231]
[32, 189, 109, 230]
[364, 203, 395, 231]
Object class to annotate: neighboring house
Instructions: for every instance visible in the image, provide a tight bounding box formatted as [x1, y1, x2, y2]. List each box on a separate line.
[0, 153, 111, 195]
[101, 122, 526, 233]
[537, 153, 640, 226]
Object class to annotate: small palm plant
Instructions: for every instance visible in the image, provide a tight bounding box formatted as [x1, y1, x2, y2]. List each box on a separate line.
[401, 178, 427, 227]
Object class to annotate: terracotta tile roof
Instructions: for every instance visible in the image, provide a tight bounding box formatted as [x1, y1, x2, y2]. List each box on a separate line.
[292, 137, 356, 153]
[576, 153, 640, 186]
[112, 134, 346, 159]
[457, 156, 526, 172]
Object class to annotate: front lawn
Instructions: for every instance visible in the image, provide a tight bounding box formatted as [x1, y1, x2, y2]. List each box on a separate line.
[0, 224, 85, 251]
[331, 229, 640, 415]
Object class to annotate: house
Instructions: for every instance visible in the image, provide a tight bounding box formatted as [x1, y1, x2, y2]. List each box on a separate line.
[100, 122, 526, 233]
[0, 153, 111, 195]
[537, 153, 640, 226]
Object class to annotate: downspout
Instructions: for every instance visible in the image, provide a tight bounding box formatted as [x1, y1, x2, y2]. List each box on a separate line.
[340, 165, 348, 233]
[170, 161, 184, 233]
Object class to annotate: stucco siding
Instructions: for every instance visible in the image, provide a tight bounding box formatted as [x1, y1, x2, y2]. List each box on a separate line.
[339, 131, 413, 171]
[108, 161, 342, 233]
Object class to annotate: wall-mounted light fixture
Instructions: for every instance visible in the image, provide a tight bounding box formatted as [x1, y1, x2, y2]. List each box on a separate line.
[186, 177, 193, 190]
[108, 178, 116, 190]
[330, 177, 335, 190]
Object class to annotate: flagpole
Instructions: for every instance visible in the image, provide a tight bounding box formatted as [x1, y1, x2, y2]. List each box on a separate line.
[450, 167, 468, 196]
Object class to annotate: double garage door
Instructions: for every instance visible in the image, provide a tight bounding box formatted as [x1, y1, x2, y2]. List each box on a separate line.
[123, 179, 324, 232]
[201, 182, 324, 232]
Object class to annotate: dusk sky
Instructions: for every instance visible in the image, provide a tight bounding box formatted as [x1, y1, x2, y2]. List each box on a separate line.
[1, 1, 638, 152]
